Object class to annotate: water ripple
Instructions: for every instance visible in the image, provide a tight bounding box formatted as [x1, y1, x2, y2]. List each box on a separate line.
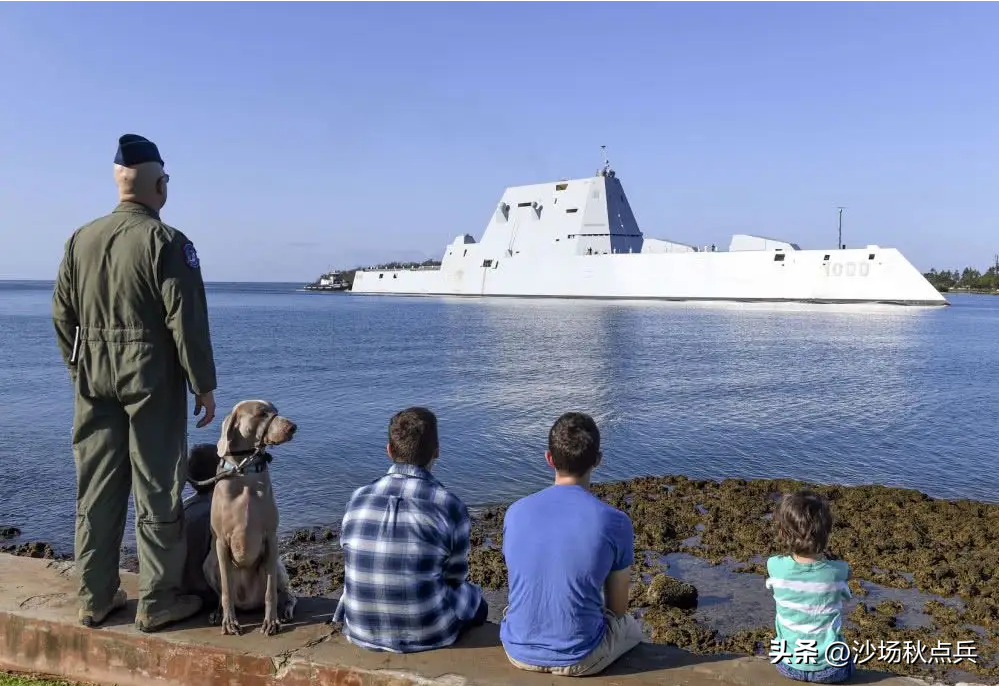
[1, 282, 997, 551]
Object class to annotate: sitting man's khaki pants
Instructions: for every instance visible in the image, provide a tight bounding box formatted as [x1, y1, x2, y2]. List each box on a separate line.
[505, 609, 645, 677]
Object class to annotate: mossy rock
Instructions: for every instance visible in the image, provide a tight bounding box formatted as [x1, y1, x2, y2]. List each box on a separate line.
[0, 541, 55, 559]
[291, 528, 316, 543]
[874, 599, 904, 617]
[646, 574, 698, 610]
[467, 548, 507, 590]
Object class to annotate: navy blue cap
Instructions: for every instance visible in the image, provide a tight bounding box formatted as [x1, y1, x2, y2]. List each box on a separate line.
[114, 134, 164, 167]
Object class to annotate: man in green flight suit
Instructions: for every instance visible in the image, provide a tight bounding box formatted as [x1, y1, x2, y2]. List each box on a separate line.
[52, 134, 219, 632]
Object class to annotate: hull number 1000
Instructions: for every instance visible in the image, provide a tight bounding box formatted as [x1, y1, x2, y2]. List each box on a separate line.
[823, 261, 870, 277]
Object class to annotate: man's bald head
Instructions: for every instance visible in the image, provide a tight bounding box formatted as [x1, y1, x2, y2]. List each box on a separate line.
[114, 161, 167, 208]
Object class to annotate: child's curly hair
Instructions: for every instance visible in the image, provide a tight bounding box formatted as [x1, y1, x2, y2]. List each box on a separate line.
[188, 443, 220, 494]
[773, 490, 833, 557]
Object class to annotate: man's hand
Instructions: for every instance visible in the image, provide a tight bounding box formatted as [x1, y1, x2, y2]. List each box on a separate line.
[194, 391, 216, 428]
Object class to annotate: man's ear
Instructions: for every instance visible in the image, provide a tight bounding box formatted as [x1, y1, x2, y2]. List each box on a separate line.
[545, 450, 555, 469]
[386, 442, 393, 460]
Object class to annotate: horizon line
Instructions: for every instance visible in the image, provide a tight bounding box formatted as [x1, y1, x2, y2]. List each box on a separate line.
[0, 278, 307, 285]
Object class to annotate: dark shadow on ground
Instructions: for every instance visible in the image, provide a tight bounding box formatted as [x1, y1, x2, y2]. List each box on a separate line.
[452, 622, 735, 677]
[601, 643, 738, 677]
[451, 623, 919, 682]
[99, 594, 338, 636]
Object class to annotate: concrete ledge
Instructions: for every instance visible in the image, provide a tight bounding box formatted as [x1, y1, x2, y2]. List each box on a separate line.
[0, 554, 933, 686]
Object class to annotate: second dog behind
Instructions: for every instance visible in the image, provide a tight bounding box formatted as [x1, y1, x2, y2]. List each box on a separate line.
[203, 399, 298, 636]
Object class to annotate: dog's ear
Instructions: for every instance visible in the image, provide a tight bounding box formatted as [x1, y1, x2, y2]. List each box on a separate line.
[216, 411, 240, 458]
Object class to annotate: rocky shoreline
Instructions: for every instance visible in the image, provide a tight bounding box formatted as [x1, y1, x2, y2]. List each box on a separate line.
[4, 474, 998, 684]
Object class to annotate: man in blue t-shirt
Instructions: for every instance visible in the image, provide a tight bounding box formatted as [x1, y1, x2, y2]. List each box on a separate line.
[500, 412, 644, 677]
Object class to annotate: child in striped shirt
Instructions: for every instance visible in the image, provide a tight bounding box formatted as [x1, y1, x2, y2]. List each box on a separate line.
[765, 490, 854, 684]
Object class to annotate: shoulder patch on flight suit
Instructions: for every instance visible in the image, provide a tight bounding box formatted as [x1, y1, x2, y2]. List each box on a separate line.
[183, 242, 200, 269]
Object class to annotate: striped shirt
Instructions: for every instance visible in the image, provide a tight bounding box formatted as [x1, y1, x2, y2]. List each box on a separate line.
[332, 463, 483, 653]
[765, 555, 852, 671]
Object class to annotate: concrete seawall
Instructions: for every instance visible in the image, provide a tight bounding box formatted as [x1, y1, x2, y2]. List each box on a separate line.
[0, 554, 961, 686]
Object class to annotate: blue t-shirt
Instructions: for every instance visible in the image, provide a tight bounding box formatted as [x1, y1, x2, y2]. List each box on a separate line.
[500, 484, 635, 667]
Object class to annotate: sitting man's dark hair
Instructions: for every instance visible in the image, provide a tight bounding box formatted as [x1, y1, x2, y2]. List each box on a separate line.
[548, 412, 601, 477]
[188, 443, 220, 494]
[388, 407, 439, 468]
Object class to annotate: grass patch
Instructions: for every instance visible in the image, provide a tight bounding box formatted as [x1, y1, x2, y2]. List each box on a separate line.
[0, 672, 90, 686]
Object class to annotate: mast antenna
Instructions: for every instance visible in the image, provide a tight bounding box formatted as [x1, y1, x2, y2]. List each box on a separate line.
[837, 206, 845, 249]
[599, 145, 613, 176]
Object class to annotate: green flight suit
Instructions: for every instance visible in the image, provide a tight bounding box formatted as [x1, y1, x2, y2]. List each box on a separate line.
[51, 201, 217, 617]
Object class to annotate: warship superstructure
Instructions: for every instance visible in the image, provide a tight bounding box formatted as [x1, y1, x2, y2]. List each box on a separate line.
[351, 154, 946, 306]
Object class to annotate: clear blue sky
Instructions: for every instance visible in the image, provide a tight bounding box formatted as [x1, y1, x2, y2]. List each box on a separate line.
[1, 2, 997, 282]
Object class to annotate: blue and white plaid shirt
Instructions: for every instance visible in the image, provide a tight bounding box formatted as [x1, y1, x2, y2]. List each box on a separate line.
[332, 463, 483, 653]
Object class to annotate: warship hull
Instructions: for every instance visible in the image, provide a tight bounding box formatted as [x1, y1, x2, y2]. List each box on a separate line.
[351, 166, 947, 307]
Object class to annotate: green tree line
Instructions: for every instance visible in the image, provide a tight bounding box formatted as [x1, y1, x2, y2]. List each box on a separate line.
[923, 264, 999, 293]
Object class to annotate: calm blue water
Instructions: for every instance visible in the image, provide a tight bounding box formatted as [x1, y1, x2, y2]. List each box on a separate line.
[1, 280, 997, 552]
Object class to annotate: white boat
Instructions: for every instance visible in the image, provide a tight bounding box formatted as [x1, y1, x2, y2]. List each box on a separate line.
[351, 155, 947, 306]
[304, 270, 348, 292]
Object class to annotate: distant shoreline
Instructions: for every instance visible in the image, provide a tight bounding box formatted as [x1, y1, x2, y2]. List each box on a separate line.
[935, 286, 998, 295]
[1, 277, 996, 296]
[0, 279, 309, 286]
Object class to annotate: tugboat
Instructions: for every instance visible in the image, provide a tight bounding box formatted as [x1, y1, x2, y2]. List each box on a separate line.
[304, 269, 349, 292]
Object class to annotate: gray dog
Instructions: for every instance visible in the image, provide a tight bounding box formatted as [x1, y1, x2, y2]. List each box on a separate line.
[203, 399, 298, 635]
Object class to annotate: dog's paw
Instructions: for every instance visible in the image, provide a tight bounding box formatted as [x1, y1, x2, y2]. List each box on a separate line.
[279, 596, 297, 622]
[209, 608, 223, 626]
[260, 617, 282, 636]
[221, 615, 242, 636]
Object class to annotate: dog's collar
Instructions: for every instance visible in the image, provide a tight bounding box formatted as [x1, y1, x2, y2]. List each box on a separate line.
[231, 451, 271, 474]
[220, 448, 272, 473]
[227, 446, 267, 458]
[187, 448, 273, 489]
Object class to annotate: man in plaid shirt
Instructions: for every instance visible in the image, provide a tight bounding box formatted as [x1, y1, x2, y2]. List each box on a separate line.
[332, 407, 488, 653]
